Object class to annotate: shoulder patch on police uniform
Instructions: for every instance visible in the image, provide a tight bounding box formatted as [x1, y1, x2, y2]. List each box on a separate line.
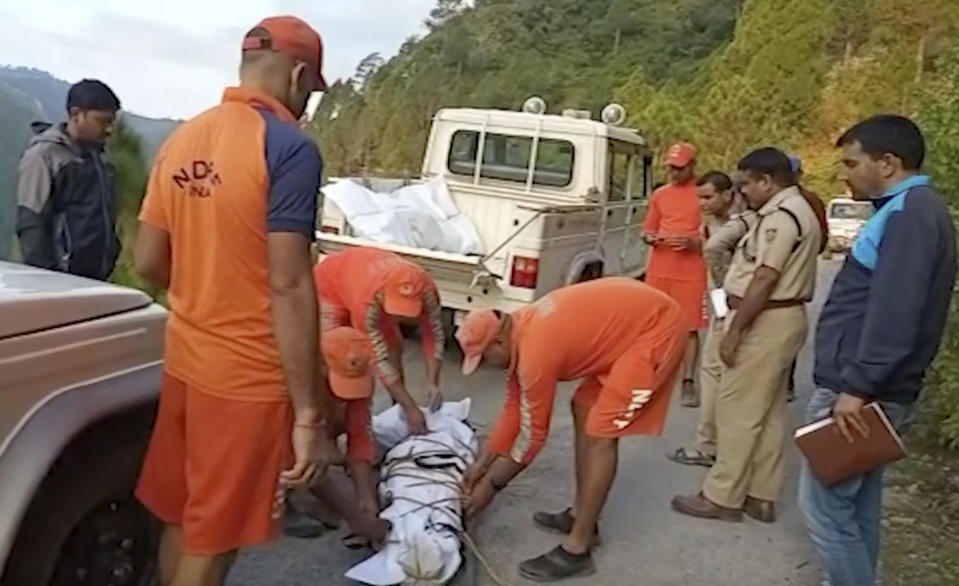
[765, 228, 778, 242]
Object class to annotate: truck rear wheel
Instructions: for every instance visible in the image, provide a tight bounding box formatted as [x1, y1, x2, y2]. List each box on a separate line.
[575, 262, 604, 283]
[1, 408, 159, 586]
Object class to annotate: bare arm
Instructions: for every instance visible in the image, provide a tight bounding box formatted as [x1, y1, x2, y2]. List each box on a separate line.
[134, 223, 171, 290]
[268, 232, 320, 421]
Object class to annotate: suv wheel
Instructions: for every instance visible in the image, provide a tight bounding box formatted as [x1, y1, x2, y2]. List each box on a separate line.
[1, 409, 159, 586]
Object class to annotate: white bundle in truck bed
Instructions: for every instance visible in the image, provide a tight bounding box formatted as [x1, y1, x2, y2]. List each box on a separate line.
[322, 178, 485, 256]
[345, 400, 477, 585]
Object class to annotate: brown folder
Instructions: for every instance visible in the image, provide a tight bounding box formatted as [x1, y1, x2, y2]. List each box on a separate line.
[794, 402, 906, 487]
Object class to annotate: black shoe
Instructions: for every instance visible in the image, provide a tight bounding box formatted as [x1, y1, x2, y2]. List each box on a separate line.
[531, 508, 601, 546]
[532, 508, 575, 533]
[519, 546, 596, 582]
[283, 506, 328, 539]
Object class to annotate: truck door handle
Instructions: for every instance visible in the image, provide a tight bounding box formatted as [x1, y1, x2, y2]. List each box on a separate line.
[607, 210, 614, 218]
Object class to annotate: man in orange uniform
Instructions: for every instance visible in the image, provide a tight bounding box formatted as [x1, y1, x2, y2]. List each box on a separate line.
[310, 326, 390, 547]
[458, 278, 685, 581]
[132, 16, 338, 586]
[642, 142, 708, 407]
[314, 247, 445, 433]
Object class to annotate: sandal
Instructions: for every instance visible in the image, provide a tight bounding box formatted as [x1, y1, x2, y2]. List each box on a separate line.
[666, 446, 715, 467]
[341, 533, 370, 550]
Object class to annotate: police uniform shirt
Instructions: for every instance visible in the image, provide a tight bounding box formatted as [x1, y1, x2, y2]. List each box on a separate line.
[723, 186, 821, 302]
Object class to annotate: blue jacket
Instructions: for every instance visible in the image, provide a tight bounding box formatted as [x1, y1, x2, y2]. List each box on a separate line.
[814, 176, 957, 404]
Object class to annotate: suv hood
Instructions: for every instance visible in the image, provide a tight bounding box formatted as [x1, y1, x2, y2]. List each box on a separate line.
[0, 262, 153, 339]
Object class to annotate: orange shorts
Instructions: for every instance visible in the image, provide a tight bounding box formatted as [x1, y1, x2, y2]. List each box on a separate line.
[136, 373, 292, 555]
[572, 318, 685, 437]
[645, 275, 707, 331]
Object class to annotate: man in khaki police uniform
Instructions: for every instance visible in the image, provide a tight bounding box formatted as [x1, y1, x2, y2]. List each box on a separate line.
[668, 171, 754, 467]
[672, 148, 821, 523]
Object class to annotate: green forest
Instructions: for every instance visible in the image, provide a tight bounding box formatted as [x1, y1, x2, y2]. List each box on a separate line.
[309, 0, 959, 451]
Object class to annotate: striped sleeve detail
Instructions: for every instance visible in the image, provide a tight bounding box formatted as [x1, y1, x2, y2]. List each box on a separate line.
[508, 355, 555, 465]
[365, 297, 401, 385]
[510, 383, 535, 464]
[418, 287, 445, 361]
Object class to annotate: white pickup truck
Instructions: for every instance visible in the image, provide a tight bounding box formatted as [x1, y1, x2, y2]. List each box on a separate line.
[317, 98, 653, 319]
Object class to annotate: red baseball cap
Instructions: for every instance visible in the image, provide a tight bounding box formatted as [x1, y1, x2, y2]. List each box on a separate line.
[666, 142, 697, 168]
[242, 16, 328, 91]
[382, 262, 428, 319]
[322, 327, 373, 400]
[455, 310, 503, 375]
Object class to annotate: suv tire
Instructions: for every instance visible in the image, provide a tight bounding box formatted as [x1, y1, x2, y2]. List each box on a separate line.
[1, 408, 159, 586]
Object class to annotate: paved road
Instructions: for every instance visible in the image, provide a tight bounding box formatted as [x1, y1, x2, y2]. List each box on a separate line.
[228, 259, 842, 586]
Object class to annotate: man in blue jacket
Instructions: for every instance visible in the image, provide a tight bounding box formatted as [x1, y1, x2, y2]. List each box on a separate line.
[799, 115, 957, 586]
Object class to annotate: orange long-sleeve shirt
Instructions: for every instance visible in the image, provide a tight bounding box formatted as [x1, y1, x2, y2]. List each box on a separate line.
[314, 248, 444, 385]
[486, 278, 680, 465]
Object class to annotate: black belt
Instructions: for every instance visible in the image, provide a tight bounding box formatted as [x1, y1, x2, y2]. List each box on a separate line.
[727, 295, 806, 311]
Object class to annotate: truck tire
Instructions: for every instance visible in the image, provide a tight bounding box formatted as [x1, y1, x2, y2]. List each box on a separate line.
[575, 262, 603, 283]
[1, 407, 160, 586]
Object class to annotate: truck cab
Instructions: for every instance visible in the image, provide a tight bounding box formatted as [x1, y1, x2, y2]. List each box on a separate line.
[318, 98, 653, 315]
[0, 261, 166, 586]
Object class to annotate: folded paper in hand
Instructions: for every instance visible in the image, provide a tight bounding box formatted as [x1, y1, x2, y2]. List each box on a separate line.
[709, 288, 729, 319]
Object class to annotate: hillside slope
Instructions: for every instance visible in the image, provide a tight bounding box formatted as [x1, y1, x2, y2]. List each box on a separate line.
[0, 81, 40, 258]
[310, 0, 958, 197]
[310, 0, 742, 176]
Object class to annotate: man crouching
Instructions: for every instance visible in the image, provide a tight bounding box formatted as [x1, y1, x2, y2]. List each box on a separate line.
[458, 277, 685, 582]
[299, 327, 391, 546]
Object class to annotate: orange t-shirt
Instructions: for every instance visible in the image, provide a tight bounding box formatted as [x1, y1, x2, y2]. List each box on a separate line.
[485, 278, 681, 464]
[642, 181, 706, 282]
[139, 87, 322, 401]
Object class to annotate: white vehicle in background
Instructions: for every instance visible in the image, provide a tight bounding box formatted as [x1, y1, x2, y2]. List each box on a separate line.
[0, 262, 166, 586]
[826, 198, 873, 254]
[317, 97, 654, 322]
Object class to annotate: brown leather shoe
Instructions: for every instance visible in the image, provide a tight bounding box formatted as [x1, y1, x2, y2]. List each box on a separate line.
[671, 493, 743, 522]
[744, 496, 776, 523]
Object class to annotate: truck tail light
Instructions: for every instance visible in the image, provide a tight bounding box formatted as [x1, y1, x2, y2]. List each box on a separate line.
[320, 225, 340, 235]
[510, 256, 539, 289]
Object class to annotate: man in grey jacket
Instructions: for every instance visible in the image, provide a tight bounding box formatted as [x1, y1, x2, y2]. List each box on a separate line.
[17, 79, 121, 280]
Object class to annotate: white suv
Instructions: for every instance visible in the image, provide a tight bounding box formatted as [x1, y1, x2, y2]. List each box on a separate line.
[0, 261, 166, 586]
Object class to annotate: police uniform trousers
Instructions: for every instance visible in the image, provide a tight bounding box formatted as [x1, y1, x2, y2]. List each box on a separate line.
[695, 314, 724, 456]
[702, 305, 806, 508]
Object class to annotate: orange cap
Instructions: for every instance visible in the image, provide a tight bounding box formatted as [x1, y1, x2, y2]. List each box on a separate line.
[666, 142, 697, 168]
[242, 16, 328, 91]
[321, 327, 373, 400]
[382, 262, 427, 318]
[455, 310, 503, 375]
